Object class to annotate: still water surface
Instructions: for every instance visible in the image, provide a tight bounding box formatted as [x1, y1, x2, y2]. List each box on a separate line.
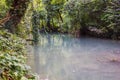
[27, 34, 120, 80]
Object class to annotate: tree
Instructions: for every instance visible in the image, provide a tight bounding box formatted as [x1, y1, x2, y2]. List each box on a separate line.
[0, 0, 30, 33]
[42, 0, 65, 32]
[102, 0, 120, 39]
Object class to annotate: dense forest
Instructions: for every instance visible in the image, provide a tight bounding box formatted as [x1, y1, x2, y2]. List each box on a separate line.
[0, 0, 120, 80]
[0, 0, 120, 39]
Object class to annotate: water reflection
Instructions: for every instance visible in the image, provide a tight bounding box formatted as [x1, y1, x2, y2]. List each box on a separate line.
[34, 44, 40, 74]
[27, 34, 120, 80]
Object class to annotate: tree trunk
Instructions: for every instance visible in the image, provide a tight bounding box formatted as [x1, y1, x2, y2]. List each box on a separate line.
[0, 0, 30, 33]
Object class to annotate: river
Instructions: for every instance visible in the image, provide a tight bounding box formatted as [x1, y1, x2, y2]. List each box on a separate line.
[27, 34, 120, 80]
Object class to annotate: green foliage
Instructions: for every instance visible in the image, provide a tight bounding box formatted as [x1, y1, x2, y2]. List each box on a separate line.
[0, 53, 26, 80]
[63, 0, 120, 39]
[0, 0, 13, 19]
[0, 0, 8, 19]
[0, 30, 35, 80]
[32, 11, 40, 43]
[1, 0, 119, 40]
[23, 0, 119, 39]
[101, 0, 120, 39]
[0, 30, 25, 54]
[0, 0, 119, 79]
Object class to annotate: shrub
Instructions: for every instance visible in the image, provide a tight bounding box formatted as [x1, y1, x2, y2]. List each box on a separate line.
[0, 30, 35, 80]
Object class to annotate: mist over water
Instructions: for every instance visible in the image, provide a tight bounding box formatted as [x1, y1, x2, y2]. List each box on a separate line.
[27, 34, 120, 80]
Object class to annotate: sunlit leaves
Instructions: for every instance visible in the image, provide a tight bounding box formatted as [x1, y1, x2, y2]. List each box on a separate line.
[0, 30, 25, 54]
[0, 0, 9, 18]
[51, 0, 65, 5]
[0, 30, 35, 80]
[0, 53, 31, 80]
